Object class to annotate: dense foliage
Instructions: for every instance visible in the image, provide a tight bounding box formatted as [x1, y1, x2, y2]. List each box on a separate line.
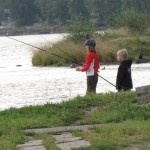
[0, 0, 150, 27]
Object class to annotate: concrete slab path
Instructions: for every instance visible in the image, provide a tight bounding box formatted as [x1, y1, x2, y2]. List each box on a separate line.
[17, 140, 45, 150]
[54, 132, 91, 150]
[122, 142, 150, 150]
[22, 124, 102, 150]
[19, 124, 150, 150]
[24, 124, 102, 134]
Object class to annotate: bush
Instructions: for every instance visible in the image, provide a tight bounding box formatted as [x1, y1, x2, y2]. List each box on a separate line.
[114, 8, 149, 34]
[68, 16, 95, 43]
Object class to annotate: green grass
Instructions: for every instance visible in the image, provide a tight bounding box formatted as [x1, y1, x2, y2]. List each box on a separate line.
[140, 147, 150, 150]
[33, 133, 59, 150]
[0, 92, 150, 149]
[72, 120, 150, 150]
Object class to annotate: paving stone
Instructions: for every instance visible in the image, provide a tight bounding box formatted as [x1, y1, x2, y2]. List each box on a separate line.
[17, 140, 45, 150]
[54, 132, 82, 144]
[22, 125, 102, 150]
[53, 132, 91, 150]
[122, 142, 150, 150]
[24, 124, 102, 134]
[18, 146, 45, 150]
[56, 140, 91, 150]
[17, 140, 43, 147]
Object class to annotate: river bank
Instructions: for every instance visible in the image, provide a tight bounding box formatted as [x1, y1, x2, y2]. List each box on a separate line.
[0, 92, 150, 149]
[0, 26, 66, 36]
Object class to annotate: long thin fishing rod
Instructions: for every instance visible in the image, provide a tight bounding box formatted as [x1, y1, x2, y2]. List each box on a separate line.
[40, 36, 116, 87]
[5, 36, 81, 65]
[39, 35, 77, 62]
[5, 35, 116, 88]
[39, 36, 116, 87]
[98, 75, 116, 87]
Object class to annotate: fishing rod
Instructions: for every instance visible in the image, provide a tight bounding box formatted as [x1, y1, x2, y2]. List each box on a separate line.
[98, 75, 116, 87]
[39, 36, 116, 88]
[5, 36, 81, 65]
[41, 34, 116, 87]
[5, 35, 116, 88]
[39, 35, 77, 62]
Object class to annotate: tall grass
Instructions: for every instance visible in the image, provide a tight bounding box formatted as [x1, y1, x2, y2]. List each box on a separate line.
[32, 39, 86, 66]
[32, 30, 150, 66]
[32, 36, 119, 66]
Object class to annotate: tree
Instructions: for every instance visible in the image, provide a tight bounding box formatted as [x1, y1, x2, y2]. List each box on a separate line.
[0, 0, 149, 28]
[86, 0, 122, 26]
[8, 0, 38, 26]
[35, 0, 69, 25]
[0, 0, 9, 23]
[114, 8, 149, 34]
[68, 0, 90, 20]
[52, 0, 69, 24]
[35, 0, 54, 24]
[68, 16, 95, 42]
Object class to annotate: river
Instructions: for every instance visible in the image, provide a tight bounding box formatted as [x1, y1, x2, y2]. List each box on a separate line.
[0, 34, 150, 111]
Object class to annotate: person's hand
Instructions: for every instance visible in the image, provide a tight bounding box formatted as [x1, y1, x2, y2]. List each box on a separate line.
[76, 67, 81, 71]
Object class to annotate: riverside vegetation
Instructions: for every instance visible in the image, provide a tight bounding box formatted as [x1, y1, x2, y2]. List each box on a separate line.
[32, 28, 150, 66]
[0, 92, 150, 149]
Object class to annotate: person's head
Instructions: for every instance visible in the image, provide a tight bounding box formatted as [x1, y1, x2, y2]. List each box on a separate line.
[84, 39, 96, 53]
[117, 49, 128, 62]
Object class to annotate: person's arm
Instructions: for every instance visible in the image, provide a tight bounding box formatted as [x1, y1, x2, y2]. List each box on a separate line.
[81, 54, 93, 72]
[76, 54, 93, 72]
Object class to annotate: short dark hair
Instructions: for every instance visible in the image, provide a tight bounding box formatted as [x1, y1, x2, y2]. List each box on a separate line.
[89, 46, 96, 52]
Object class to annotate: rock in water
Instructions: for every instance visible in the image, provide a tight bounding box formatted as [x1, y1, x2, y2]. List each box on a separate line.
[16, 65, 22, 67]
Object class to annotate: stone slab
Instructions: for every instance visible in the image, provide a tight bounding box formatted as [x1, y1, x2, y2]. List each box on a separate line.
[56, 140, 91, 150]
[122, 142, 150, 150]
[24, 124, 102, 134]
[18, 146, 45, 150]
[17, 140, 45, 150]
[54, 132, 82, 144]
[17, 140, 43, 147]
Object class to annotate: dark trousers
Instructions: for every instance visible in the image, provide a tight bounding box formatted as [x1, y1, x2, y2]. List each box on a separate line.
[86, 74, 98, 94]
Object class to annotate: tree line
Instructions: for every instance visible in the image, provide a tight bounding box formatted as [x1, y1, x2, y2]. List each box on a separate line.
[0, 0, 150, 27]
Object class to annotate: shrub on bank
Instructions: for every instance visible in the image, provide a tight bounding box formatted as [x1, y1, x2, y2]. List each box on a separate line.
[114, 8, 149, 34]
[32, 36, 119, 66]
[32, 30, 150, 66]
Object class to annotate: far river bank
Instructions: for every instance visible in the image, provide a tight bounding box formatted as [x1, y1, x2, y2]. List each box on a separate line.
[0, 26, 66, 36]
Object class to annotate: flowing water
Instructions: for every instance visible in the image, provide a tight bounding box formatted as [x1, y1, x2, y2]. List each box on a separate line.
[0, 34, 150, 111]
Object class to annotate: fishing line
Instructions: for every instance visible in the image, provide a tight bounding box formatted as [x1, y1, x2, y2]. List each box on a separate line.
[5, 36, 81, 65]
[5, 35, 116, 88]
[98, 75, 116, 87]
[39, 35, 77, 62]
[39, 36, 116, 88]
